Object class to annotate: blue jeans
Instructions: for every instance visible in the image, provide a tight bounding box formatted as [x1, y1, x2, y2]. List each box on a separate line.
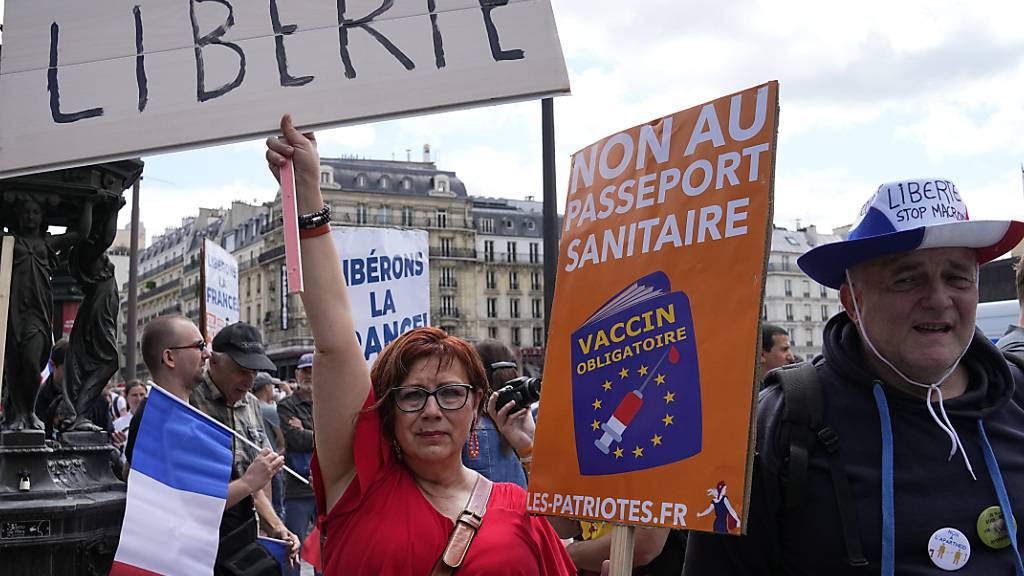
[284, 495, 318, 576]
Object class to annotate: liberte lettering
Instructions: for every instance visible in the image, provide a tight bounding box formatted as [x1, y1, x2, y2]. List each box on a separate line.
[46, 0, 525, 123]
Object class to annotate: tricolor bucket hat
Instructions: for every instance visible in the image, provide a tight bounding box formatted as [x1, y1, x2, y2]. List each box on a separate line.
[798, 178, 1024, 289]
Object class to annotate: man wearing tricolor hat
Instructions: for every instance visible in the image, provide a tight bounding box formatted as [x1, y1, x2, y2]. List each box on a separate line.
[685, 179, 1024, 574]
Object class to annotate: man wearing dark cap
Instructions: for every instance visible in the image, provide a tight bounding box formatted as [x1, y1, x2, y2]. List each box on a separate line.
[278, 352, 316, 575]
[191, 322, 299, 575]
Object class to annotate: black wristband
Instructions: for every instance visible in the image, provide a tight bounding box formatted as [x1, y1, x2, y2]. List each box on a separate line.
[298, 205, 331, 229]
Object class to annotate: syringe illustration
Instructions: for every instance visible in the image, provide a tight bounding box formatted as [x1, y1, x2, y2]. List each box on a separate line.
[595, 346, 680, 454]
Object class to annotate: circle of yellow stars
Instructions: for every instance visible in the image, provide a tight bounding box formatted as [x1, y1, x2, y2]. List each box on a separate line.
[594, 364, 675, 460]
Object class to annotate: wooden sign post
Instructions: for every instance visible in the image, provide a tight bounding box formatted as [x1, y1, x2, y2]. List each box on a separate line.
[0, 236, 16, 407]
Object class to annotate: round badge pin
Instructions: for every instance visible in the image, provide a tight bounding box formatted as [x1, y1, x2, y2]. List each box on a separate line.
[977, 506, 1011, 549]
[928, 527, 971, 571]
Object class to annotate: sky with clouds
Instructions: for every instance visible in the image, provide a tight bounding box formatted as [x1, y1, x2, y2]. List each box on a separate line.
[3, 0, 1024, 245]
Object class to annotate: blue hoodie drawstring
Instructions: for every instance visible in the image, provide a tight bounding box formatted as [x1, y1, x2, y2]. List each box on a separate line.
[874, 383, 1024, 575]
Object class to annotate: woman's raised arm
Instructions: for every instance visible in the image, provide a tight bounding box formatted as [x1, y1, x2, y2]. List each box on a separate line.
[266, 115, 371, 509]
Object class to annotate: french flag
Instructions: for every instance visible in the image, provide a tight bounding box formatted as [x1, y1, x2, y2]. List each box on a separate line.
[111, 385, 233, 576]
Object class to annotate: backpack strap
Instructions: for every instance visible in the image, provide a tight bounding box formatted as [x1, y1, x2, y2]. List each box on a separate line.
[1002, 350, 1024, 386]
[775, 361, 868, 568]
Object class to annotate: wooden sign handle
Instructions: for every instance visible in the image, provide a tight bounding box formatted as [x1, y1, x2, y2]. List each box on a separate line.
[608, 524, 635, 576]
[280, 158, 304, 294]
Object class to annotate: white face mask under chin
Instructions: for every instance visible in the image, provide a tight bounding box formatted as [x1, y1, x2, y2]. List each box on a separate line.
[845, 269, 977, 481]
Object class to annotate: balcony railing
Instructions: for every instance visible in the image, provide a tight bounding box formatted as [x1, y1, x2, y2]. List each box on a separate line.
[429, 247, 477, 260]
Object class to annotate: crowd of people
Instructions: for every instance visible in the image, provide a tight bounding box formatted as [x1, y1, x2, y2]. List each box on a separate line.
[29, 118, 1024, 575]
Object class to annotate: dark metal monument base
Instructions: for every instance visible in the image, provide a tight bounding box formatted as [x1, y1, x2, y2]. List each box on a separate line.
[0, 430, 125, 576]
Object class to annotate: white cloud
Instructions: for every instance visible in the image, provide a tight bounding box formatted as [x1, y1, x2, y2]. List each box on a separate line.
[118, 181, 278, 246]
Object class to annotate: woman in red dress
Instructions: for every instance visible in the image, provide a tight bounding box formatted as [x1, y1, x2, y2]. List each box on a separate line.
[265, 116, 575, 575]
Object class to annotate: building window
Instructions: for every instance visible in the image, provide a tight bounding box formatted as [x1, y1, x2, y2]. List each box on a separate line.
[402, 178, 412, 190]
[510, 298, 520, 318]
[486, 270, 496, 290]
[821, 304, 829, 321]
[507, 241, 517, 263]
[441, 295, 456, 317]
[487, 298, 497, 318]
[509, 271, 519, 290]
[806, 328, 814, 348]
[320, 170, 332, 185]
[440, 237, 453, 257]
[379, 175, 390, 189]
[480, 218, 495, 233]
[504, 218, 514, 230]
[802, 280, 810, 298]
[529, 242, 540, 264]
[511, 326, 521, 346]
[531, 298, 542, 319]
[533, 326, 544, 347]
[531, 272, 541, 291]
[484, 240, 495, 263]
[526, 220, 536, 231]
[377, 204, 390, 225]
[488, 326, 498, 339]
[356, 174, 367, 187]
[440, 267, 455, 288]
[256, 273, 261, 294]
[804, 304, 812, 321]
[402, 206, 413, 226]
[782, 255, 790, 271]
[246, 276, 251, 297]
[820, 285, 828, 298]
[786, 303, 794, 321]
[356, 203, 368, 225]
[436, 209, 448, 228]
[784, 279, 792, 297]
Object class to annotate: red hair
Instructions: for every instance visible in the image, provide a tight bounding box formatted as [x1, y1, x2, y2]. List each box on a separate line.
[369, 327, 487, 437]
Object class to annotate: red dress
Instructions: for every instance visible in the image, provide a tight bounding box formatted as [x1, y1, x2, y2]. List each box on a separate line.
[311, 390, 576, 575]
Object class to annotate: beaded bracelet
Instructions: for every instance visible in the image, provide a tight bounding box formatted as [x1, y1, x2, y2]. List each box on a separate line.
[298, 204, 331, 229]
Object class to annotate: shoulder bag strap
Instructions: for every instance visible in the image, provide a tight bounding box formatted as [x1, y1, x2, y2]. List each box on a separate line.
[431, 474, 493, 576]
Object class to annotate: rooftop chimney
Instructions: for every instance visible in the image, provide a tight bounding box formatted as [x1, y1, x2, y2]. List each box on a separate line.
[423, 144, 432, 163]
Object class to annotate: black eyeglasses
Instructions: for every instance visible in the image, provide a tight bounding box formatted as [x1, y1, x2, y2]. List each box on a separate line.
[392, 384, 473, 412]
[168, 340, 207, 352]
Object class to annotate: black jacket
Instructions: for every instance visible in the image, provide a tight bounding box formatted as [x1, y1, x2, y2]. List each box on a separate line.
[684, 312, 1024, 575]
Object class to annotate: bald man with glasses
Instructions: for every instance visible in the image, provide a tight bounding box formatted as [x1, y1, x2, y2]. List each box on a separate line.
[124, 316, 289, 574]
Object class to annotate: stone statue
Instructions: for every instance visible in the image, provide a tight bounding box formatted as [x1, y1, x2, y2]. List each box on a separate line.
[2, 192, 91, 431]
[64, 196, 124, 431]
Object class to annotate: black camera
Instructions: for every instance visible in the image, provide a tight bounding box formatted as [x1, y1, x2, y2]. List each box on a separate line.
[495, 376, 542, 413]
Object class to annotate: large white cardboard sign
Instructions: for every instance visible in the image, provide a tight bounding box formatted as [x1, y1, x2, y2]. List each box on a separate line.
[331, 226, 430, 367]
[204, 238, 240, 338]
[0, 0, 570, 178]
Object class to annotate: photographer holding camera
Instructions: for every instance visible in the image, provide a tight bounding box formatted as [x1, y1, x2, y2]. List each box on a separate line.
[462, 340, 541, 488]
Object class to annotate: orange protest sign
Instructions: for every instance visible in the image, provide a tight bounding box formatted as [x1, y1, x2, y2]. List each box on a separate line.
[528, 82, 779, 535]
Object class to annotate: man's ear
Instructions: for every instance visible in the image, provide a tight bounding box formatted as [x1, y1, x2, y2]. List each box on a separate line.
[162, 349, 175, 370]
[839, 282, 858, 325]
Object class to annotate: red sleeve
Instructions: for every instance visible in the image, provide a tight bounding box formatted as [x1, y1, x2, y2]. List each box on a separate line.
[530, 515, 577, 575]
[311, 388, 391, 520]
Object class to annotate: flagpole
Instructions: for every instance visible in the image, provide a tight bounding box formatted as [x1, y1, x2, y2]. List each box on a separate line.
[150, 384, 311, 486]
